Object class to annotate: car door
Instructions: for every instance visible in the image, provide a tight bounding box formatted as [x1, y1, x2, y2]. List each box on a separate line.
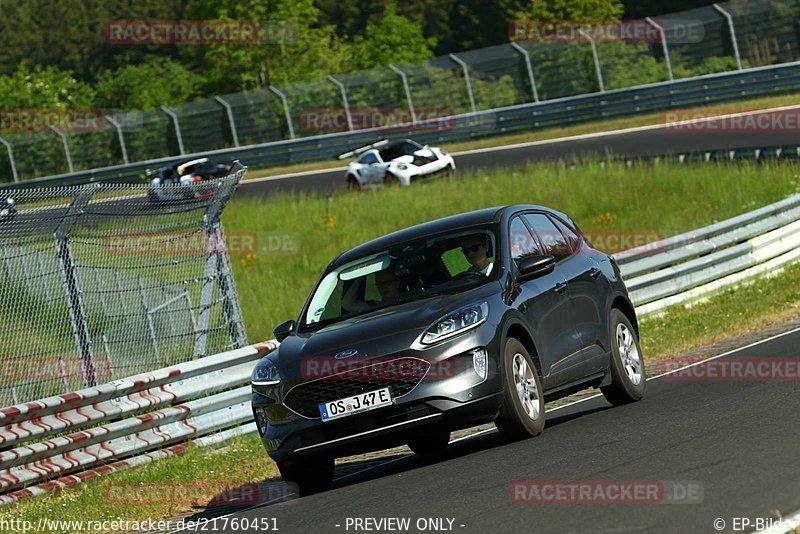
[359, 152, 384, 185]
[548, 215, 609, 375]
[522, 213, 593, 383]
[507, 216, 582, 389]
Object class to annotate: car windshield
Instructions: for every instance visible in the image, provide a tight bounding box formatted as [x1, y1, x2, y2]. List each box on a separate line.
[379, 140, 423, 161]
[300, 226, 498, 330]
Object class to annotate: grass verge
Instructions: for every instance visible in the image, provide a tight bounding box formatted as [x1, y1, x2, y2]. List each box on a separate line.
[244, 93, 800, 181]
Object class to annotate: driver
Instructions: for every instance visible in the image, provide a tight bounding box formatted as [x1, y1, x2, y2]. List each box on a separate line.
[461, 233, 493, 275]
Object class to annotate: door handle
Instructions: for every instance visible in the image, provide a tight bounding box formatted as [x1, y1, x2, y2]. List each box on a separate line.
[589, 267, 602, 279]
[554, 281, 568, 294]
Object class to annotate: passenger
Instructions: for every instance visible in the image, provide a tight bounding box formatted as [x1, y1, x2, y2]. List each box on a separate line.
[342, 269, 402, 313]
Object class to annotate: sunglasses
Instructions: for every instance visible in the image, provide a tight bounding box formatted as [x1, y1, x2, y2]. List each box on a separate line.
[461, 244, 485, 254]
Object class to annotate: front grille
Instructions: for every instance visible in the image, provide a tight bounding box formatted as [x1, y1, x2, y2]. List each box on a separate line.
[283, 357, 430, 419]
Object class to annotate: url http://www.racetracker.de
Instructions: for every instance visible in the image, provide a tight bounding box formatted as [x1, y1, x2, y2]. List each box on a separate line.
[0, 516, 280, 532]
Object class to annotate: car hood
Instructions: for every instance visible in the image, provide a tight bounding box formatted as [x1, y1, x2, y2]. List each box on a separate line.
[271, 281, 500, 373]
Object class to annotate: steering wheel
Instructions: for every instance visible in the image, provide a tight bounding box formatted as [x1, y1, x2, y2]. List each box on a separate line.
[452, 270, 483, 281]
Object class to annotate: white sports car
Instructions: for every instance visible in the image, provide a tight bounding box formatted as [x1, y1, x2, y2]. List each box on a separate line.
[339, 139, 456, 190]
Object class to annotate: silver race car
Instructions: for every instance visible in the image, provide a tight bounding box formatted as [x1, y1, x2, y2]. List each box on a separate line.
[339, 139, 456, 190]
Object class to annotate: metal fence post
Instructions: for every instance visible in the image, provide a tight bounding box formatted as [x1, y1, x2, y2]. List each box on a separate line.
[509, 42, 540, 103]
[105, 115, 129, 164]
[269, 85, 295, 139]
[713, 4, 743, 70]
[0, 135, 19, 182]
[194, 163, 248, 357]
[160, 105, 185, 155]
[49, 125, 74, 174]
[214, 96, 240, 147]
[54, 185, 100, 387]
[388, 64, 417, 124]
[646, 17, 674, 81]
[579, 29, 605, 92]
[449, 53, 477, 113]
[327, 75, 353, 131]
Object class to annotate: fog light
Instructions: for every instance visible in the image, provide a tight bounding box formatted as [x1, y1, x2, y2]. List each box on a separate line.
[253, 408, 268, 435]
[472, 347, 487, 380]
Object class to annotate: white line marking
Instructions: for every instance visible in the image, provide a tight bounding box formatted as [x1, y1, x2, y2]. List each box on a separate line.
[240, 103, 800, 186]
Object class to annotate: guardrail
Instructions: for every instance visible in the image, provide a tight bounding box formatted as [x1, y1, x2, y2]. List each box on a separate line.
[4, 60, 800, 190]
[1, 193, 799, 505]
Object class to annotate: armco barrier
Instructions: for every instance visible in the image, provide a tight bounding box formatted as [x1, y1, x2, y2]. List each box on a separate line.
[5, 60, 800, 190]
[2, 193, 800, 505]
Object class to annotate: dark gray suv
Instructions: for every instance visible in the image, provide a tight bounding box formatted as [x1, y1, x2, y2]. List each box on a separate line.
[251, 205, 645, 494]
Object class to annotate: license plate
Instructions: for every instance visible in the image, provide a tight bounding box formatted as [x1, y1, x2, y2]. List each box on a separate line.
[319, 387, 392, 421]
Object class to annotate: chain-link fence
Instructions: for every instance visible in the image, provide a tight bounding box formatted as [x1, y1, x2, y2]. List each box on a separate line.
[1, 0, 799, 183]
[0, 164, 248, 406]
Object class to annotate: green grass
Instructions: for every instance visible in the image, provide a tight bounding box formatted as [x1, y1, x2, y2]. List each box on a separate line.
[3, 435, 278, 534]
[641, 261, 800, 361]
[225, 160, 800, 343]
[245, 92, 800, 180]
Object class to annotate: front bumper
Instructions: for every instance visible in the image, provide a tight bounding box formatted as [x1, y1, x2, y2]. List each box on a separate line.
[252, 322, 503, 461]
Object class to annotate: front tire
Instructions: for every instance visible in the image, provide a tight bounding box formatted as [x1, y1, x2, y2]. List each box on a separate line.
[495, 338, 545, 440]
[601, 309, 646, 406]
[276, 454, 334, 496]
[347, 175, 360, 191]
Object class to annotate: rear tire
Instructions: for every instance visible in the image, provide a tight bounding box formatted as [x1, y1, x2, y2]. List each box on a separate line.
[276, 454, 334, 496]
[601, 309, 646, 406]
[407, 427, 450, 456]
[495, 338, 545, 440]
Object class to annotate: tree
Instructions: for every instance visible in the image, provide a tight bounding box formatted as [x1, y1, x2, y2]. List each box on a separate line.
[350, 4, 437, 70]
[95, 58, 202, 110]
[0, 65, 95, 109]
[517, 0, 624, 21]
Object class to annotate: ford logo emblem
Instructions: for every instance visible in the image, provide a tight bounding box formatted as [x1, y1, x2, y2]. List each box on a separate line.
[335, 349, 358, 359]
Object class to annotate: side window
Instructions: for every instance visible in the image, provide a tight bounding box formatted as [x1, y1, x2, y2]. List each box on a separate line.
[358, 153, 379, 164]
[551, 217, 582, 254]
[509, 217, 542, 267]
[523, 213, 572, 262]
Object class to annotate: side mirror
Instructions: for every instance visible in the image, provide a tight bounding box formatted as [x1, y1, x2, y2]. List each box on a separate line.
[517, 255, 556, 282]
[273, 319, 296, 342]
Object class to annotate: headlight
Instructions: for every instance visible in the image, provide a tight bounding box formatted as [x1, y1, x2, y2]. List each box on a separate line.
[420, 302, 488, 345]
[0, 209, 8, 217]
[396, 163, 407, 170]
[5, 198, 13, 205]
[251, 358, 281, 386]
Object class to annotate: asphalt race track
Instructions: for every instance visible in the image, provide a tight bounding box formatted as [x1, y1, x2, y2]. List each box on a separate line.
[236, 106, 800, 198]
[178, 328, 800, 534]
